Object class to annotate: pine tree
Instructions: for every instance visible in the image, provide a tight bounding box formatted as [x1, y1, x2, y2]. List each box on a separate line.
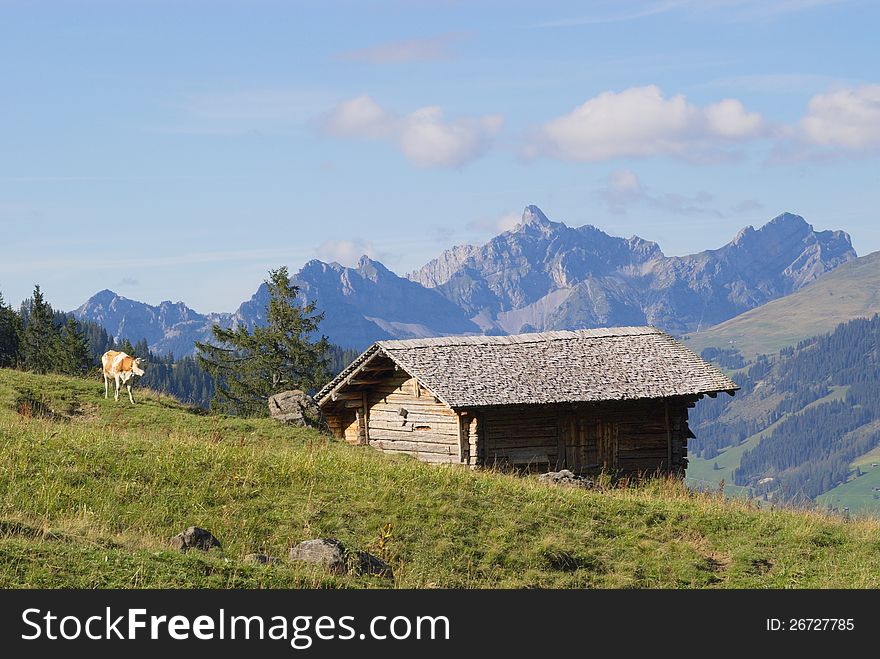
[0, 291, 21, 368]
[56, 317, 92, 375]
[19, 285, 60, 374]
[133, 338, 150, 359]
[82, 320, 113, 361]
[196, 266, 329, 416]
[117, 337, 136, 355]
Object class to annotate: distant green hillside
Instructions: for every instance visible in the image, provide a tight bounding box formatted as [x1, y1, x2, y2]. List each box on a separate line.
[687, 316, 880, 507]
[684, 251, 880, 357]
[817, 446, 880, 515]
[2, 368, 880, 588]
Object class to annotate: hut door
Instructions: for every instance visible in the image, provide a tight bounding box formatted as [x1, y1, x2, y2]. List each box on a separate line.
[561, 417, 600, 473]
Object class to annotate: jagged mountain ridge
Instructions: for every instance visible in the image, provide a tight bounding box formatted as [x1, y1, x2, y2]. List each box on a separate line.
[73, 206, 857, 354]
[74, 257, 480, 354]
[409, 206, 856, 335]
[73, 289, 231, 357]
[229, 257, 480, 349]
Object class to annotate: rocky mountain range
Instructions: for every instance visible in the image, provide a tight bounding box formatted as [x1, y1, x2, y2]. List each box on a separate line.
[73, 206, 857, 354]
[410, 206, 855, 335]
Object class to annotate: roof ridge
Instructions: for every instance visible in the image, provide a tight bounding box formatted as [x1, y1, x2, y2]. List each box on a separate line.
[378, 326, 662, 350]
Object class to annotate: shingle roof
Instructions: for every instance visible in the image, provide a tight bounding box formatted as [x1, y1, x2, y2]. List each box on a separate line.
[316, 327, 738, 408]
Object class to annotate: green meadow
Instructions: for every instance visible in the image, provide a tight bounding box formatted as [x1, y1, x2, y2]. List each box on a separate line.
[2, 368, 880, 588]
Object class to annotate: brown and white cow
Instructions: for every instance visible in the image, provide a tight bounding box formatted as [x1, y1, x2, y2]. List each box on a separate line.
[101, 350, 146, 403]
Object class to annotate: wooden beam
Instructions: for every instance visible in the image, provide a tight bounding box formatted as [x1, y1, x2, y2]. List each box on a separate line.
[362, 391, 370, 445]
[332, 391, 366, 401]
[664, 400, 672, 472]
[457, 414, 467, 464]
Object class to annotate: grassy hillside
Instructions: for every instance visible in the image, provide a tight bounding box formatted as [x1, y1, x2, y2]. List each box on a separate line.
[817, 445, 880, 514]
[684, 251, 880, 357]
[686, 386, 851, 499]
[2, 369, 880, 588]
[687, 316, 880, 507]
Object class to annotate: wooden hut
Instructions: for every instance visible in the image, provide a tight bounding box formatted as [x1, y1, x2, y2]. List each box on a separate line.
[316, 327, 738, 476]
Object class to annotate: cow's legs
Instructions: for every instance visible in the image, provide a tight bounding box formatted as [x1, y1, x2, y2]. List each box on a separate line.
[127, 382, 134, 404]
[114, 374, 121, 401]
[104, 374, 109, 399]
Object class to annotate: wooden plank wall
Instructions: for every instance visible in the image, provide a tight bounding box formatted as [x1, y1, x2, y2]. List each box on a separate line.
[325, 382, 694, 476]
[478, 399, 693, 476]
[364, 372, 460, 464]
[326, 413, 345, 439]
[481, 406, 559, 471]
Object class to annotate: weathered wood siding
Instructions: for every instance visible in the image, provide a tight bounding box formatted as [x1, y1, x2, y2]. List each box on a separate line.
[480, 407, 559, 471]
[477, 399, 693, 476]
[364, 371, 460, 463]
[325, 373, 694, 475]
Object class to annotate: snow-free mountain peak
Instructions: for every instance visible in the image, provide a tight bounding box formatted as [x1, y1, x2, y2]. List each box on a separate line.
[74, 207, 857, 355]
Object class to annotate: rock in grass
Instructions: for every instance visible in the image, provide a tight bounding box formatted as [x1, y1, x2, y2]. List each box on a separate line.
[288, 539, 393, 578]
[268, 390, 325, 429]
[170, 526, 221, 552]
[245, 553, 280, 565]
[537, 470, 595, 489]
[289, 538, 347, 574]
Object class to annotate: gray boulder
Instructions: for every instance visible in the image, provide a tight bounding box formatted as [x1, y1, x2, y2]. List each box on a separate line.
[289, 538, 347, 574]
[537, 470, 595, 489]
[288, 538, 394, 578]
[170, 526, 221, 552]
[269, 390, 325, 429]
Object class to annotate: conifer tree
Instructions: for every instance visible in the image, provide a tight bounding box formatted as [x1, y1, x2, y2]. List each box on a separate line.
[0, 291, 22, 368]
[19, 285, 59, 374]
[117, 337, 136, 355]
[196, 266, 329, 416]
[56, 317, 92, 375]
[133, 338, 150, 359]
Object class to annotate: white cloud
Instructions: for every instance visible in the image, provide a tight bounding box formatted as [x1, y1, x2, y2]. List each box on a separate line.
[607, 169, 642, 195]
[526, 86, 766, 162]
[321, 95, 503, 168]
[800, 84, 880, 150]
[316, 239, 378, 267]
[335, 33, 466, 64]
[467, 211, 522, 234]
[705, 99, 765, 138]
[321, 95, 392, 139]
[597, 169, 721, 216]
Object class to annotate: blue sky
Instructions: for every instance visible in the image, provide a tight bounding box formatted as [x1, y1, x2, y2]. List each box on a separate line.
[2, 0, 879, 312]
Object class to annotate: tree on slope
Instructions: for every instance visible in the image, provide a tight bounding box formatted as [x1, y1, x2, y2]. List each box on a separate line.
[19, 285, 59, 374]
[196, 266, 329, 416]
[56, 317, 92, 375]
[0, 292, 22, 368]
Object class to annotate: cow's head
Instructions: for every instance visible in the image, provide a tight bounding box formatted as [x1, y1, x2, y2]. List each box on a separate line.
[132, 358, 146, 377]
